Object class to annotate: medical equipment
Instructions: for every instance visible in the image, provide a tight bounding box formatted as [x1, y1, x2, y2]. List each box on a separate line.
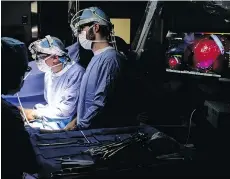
[83, 132, 148, 160]
[56, 158, 94, 166]
[185, 109, 196, 145]
[80, 130, 91, 144]
[37, 139, 86, 147]
[51, 167, 92, 178]
[166, 32, 230, 78]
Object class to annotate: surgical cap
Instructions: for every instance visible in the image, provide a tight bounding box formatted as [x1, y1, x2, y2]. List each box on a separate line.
[28, 35, 68, 59]
[71, 7, 112, 36]
[79, 7, 111, 26]
[40, 36, 65, 51]
[1, 37, 29, 94]
[2, 37, 29, 75]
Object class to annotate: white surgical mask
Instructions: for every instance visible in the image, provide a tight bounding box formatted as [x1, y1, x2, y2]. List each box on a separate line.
[78, 25, 108, 50]
[36, 55, 52, 73]
[79, 31, 93, 50]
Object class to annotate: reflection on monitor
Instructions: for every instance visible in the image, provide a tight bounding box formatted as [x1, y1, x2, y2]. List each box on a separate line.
[165, 32, 230, 78]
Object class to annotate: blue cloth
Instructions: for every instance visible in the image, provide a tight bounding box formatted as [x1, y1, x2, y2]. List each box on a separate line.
[77, 47, 125, 129]
[2, 61, 46, 108]
[26, 125, 159, 178]
[34, 61, 85, 129]
[66, 42, 80, 63]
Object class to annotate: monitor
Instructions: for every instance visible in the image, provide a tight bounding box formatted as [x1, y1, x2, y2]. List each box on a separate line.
[165, 32, 230, 79]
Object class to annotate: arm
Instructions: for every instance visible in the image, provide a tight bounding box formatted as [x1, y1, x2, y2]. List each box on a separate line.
[35, 70, 84, 119]
[77, 59, 120, 129]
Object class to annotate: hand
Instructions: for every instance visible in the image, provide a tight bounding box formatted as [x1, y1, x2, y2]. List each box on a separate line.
[64, 118, 77, 131]
[18, 108, 38, 121]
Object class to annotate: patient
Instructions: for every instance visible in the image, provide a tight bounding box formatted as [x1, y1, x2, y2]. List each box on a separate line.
[19, 35, 84, 130]
[1, 37, 38, 178]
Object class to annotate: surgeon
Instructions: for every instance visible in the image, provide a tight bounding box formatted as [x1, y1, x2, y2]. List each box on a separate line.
[65, 7, 127, 130]
[1, 37, 38, 178]
[20, 35, 84, 130]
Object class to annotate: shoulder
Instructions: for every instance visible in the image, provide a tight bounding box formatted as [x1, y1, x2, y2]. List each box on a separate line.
[67, 62, 85, 78]
[72, 62, 85, 73]
[66, 62, 85, 84]
[2, 99, 20, 115]
[66, 42, 79, 52]
[101, 49, 126, 68]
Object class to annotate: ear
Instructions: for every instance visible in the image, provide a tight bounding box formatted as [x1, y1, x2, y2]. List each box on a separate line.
[94, 24, 100, 33]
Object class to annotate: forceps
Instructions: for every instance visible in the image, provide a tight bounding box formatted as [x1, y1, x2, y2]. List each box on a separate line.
[55, 157, 94, 165]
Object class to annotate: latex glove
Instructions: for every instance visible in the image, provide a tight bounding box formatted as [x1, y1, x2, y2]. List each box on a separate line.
[34, 103, 47, 109]
[64, 118, 77, 131]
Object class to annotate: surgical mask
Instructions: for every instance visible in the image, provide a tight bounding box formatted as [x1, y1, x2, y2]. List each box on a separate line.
[78, 25, 108, 50]
[79, 31, 93, 50]
[36, 55, 52, 72]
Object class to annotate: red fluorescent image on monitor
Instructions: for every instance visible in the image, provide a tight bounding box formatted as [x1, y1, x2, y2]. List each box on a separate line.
[166, 32, 230, 78]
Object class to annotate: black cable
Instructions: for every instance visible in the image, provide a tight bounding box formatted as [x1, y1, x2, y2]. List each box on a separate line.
[185, 109, 196, 146]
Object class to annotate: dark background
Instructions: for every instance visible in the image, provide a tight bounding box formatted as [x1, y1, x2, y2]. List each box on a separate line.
[1, 1, 147, 46]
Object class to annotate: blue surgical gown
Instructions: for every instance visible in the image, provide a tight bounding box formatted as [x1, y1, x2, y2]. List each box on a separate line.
[32, 61, 85, 130]
[77, 47, 126, 129]
[66, 41, 93, 69]
[66, 42, 80, 63]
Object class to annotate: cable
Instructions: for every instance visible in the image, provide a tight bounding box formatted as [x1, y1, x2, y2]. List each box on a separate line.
[17, 71, 32, 126]
[23, 71, 31, 81]
[185, 109, 196, 146]
[17, 93, 30, 126]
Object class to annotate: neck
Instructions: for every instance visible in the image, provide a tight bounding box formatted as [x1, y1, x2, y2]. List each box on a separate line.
[92, 42, 110, 53]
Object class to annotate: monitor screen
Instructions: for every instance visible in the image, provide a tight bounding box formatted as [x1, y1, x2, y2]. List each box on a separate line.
[165, 32, 230, 78]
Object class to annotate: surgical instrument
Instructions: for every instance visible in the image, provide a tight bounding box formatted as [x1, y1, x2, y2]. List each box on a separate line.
[56, 158, 94, 165]
[80, 130, 90, 143]
[84, 132, 148, 160]
[37, 139, 85, 147]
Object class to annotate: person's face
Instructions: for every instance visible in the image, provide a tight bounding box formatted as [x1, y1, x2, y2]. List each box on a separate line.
[80, 24, 100, 40]
[37, 53, 60, 67]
